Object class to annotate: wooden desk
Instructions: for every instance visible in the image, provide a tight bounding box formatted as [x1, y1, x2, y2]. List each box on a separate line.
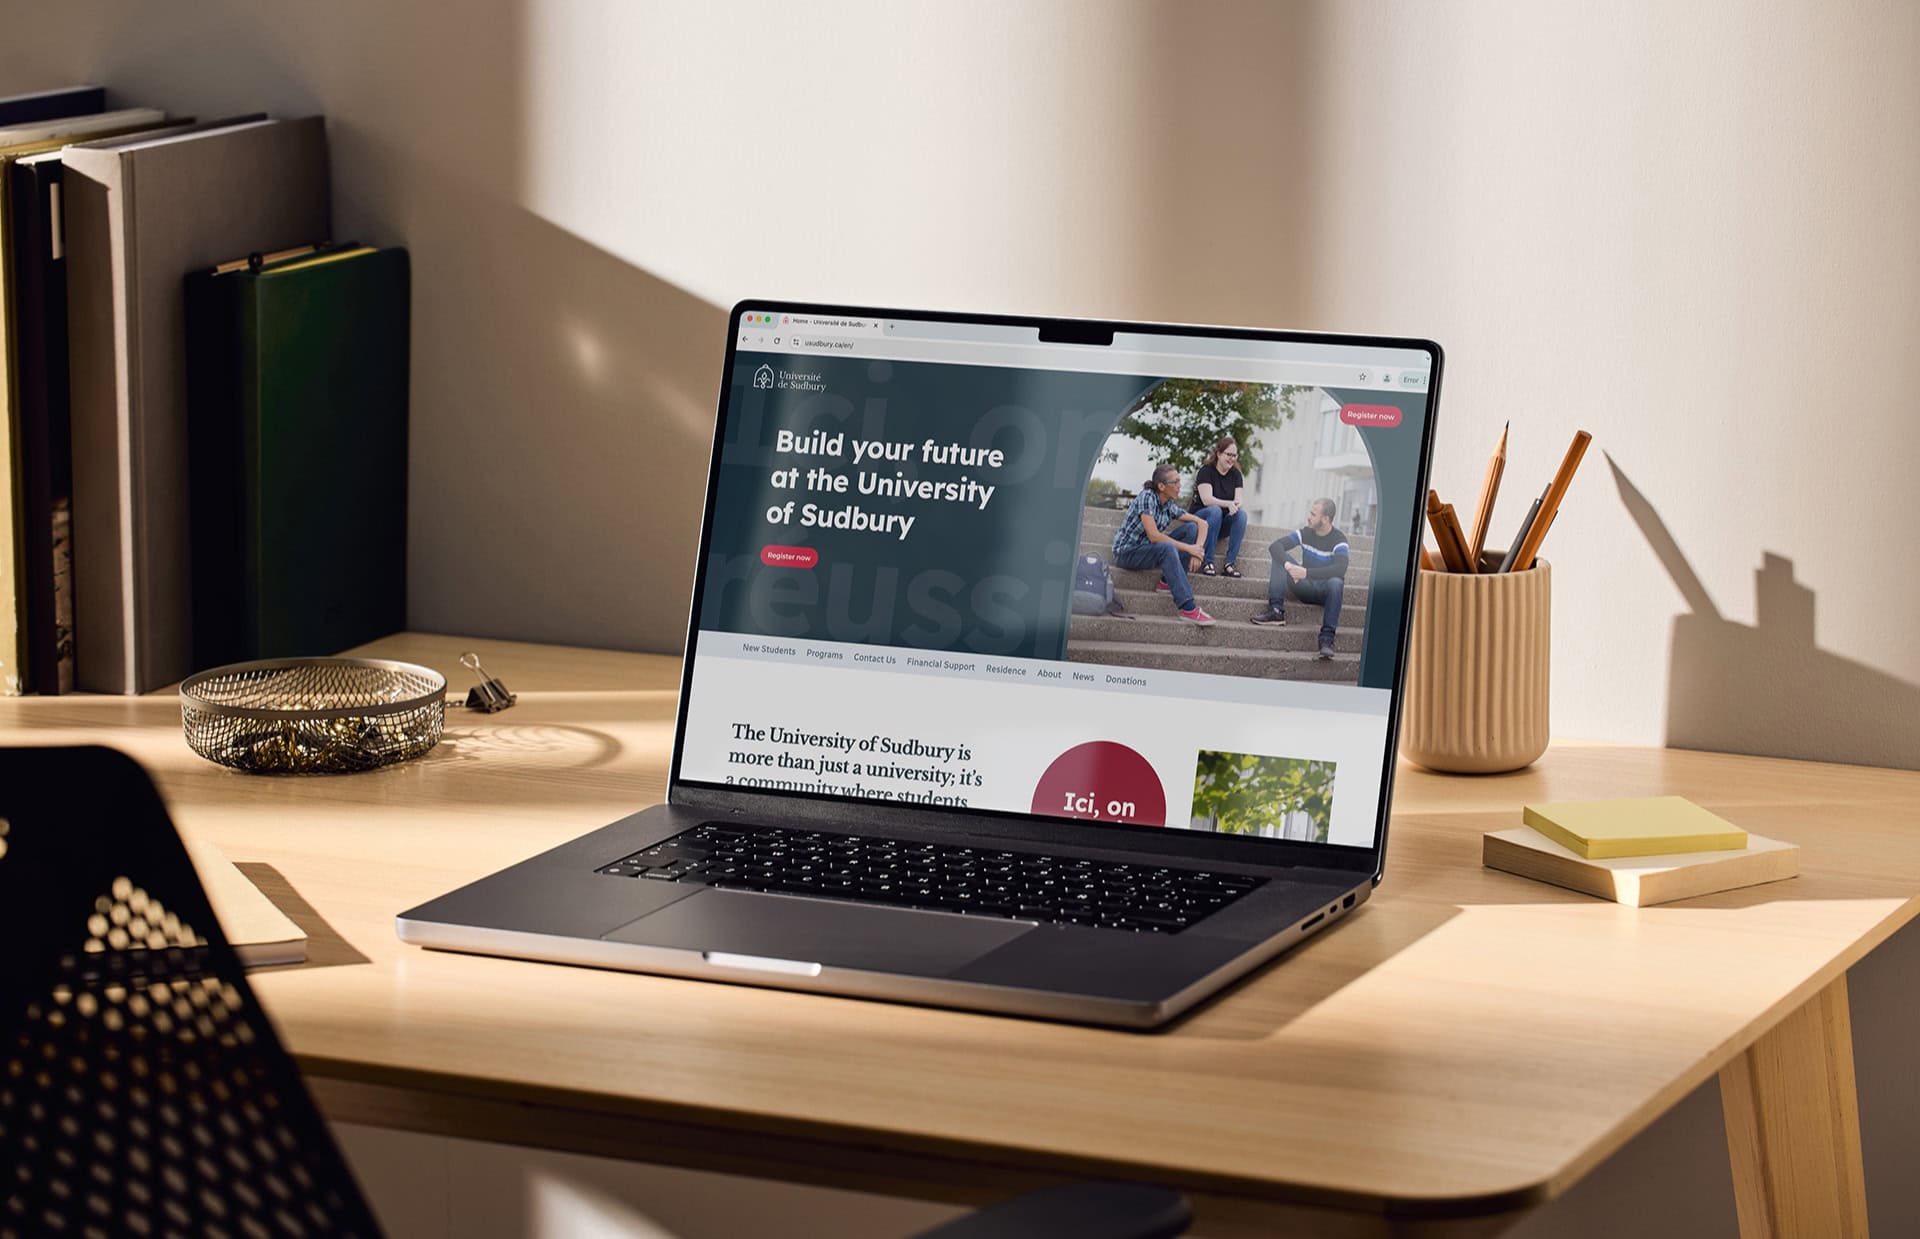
[4, 632, 1915, 1237]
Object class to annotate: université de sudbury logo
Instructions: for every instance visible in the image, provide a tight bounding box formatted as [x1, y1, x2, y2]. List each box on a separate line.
[751, 362, 824, 393]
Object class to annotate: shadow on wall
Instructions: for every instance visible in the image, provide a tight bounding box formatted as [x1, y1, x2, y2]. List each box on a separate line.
[4, 0, 730, 657]
[1608, 454, 1920, 771]
[12, 2, 1352, 657]
[335, 120, 728, 652]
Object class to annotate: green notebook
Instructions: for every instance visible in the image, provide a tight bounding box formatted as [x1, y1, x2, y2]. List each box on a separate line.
[1521, 796, 1747, 860]
[185, 245, 409, 669]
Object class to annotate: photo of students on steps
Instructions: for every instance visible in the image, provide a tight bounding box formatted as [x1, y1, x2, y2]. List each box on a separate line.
[1190, 436, 1249, 579]
[1071, 381, 1375, 686]
[1250, 498, 1349, 661]
[1110, 464, 1217, 626]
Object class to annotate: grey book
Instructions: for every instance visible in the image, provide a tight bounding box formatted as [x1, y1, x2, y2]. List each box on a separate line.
[63, 117, 330, 693]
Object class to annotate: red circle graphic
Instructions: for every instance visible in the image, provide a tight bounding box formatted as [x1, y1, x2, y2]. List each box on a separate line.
[1030, 741, 1167, 826]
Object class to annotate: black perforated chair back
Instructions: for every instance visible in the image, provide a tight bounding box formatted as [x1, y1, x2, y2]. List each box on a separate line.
[0, 746, 382, 1239]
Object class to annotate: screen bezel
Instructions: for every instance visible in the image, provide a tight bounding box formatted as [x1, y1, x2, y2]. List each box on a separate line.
[667, 299, 1443, 881]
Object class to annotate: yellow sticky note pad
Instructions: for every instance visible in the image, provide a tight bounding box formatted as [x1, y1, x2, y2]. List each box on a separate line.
[1521, 796, 1747, 859]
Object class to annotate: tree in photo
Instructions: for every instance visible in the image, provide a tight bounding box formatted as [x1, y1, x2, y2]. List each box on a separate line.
[1191, 751, 1335, 841]
[1113, 380, 1304, 476]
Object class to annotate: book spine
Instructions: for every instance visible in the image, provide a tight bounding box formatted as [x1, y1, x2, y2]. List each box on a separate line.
[61, 149, 134, 693]
[0, 161, 24, 693]
[120, 152, 149, 691]
[184, 269, 251, 670]
[9, 160, 67, 692]
[241, 285, 265, 659]
[44, 165, 74, 693]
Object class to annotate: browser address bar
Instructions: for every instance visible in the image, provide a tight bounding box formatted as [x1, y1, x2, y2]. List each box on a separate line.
[774, 334, 1422, 389]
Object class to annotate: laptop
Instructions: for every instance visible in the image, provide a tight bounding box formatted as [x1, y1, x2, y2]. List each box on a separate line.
[397, 302, 1442, 1028]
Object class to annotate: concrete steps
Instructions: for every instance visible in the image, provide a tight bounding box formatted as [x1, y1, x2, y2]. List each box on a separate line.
[1066, 641, 1358, 681]
[1081, 541, 1373, 581]
[1109, 587, 1367, 622]
[1106, 567, 1370, 605]
[1069, 613, 1364, 652]
[1079, 506, 1377, 553]
[1068, 507, 1367, 684]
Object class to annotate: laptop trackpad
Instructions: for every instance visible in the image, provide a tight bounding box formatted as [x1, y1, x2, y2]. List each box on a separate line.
[601, 890, 1032, 976]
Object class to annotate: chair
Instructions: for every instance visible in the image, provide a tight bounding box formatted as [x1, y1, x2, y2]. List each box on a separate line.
[0, 747, 1188, 1239]
[0, 746, 384, 1238]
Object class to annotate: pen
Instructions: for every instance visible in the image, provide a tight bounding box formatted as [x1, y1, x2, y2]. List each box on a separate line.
[1497, 495, 1543, 573]
[1426, 490, 1474, 573]
[1509, 430, 1591, 570]
[1466, 421, 1508, 568]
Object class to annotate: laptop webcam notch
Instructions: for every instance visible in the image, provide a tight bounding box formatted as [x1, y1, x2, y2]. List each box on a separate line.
[1036, 321, 1113, 346]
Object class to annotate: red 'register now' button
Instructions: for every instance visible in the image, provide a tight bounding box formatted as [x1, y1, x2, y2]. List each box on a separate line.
[1339, 403, 1403, 428]
[760, 544, 819, 568]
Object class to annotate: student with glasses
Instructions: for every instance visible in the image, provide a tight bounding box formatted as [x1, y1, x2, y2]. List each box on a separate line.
[1190, 435, 1249, 578]
[1110, 464, 1216, 625]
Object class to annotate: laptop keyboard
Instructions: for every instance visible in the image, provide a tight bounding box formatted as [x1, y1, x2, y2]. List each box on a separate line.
[596, 823, 1267, 934]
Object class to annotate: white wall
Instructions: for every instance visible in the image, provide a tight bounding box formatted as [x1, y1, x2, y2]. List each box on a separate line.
[1299, 1, 1920, 768]
[6, 0, 1911, 765]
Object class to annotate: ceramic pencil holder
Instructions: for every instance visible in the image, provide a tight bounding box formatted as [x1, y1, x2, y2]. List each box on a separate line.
[1401, 556, 1550, 774]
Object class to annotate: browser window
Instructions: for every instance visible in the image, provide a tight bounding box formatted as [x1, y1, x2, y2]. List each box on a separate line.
[678, 306, 1434, 851]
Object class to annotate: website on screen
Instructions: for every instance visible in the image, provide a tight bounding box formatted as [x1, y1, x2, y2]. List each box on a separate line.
[678, 310, 1433, 850]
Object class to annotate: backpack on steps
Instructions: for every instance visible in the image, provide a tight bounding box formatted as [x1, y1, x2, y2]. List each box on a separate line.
[1071, 554, 1132, 618]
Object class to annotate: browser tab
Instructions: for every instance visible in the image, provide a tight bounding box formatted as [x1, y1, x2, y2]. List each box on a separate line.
[786, 313, 882, 333]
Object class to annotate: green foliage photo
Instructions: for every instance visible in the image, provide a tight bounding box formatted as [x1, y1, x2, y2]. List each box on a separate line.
[1112, 379, 1305, 477]
[1191, 751, 1336, 841]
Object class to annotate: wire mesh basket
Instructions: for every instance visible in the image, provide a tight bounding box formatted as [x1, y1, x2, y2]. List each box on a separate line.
[180, 658, 447, 774]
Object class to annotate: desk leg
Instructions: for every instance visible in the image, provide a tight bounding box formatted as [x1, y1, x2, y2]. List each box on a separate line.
[1718, 975, 1869, 1239]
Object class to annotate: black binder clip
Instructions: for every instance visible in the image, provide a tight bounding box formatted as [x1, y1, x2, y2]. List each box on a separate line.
[460, 651, 516, 713]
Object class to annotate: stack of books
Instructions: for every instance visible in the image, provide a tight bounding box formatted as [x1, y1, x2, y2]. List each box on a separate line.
[0, 85, 408, 697]
[1483, 795, 1800, 906]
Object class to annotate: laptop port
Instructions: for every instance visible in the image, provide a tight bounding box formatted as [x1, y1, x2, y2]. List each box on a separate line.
[1343, 893, 1357, 909]
[1300, 912, 1325, 931]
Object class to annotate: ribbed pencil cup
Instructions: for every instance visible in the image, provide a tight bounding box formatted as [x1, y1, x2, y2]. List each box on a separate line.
[1401, 557, 1550, 774]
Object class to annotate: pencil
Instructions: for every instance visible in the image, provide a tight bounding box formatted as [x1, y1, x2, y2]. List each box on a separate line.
[1509, 430, 1591, 570]
[1497, 495, 1543, 572]
[1426, 490, 1474, 573]
[1420, 544, 1436, 572]
[1466, 421, 1508, 567]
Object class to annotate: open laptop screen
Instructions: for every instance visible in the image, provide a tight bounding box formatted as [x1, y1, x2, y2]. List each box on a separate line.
[674, 305, 1438, 858]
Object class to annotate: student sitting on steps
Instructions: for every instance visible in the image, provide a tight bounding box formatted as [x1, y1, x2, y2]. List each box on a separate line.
[1110, 463, 1216, 626]
[1251, 497, 1349, 659]
[1189, 434, 1249, 578]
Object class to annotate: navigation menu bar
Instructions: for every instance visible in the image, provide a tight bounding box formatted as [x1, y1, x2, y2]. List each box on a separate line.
[699, 631, 1390, 716]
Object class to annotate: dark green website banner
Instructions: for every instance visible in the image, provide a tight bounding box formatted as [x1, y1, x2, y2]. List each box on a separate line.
[699, 353, 1158, 661]
[1324, 386, 1429, 686]
[697, 352, 1432, 687]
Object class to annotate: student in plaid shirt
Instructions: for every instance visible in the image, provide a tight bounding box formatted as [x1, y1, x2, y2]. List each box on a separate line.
[1110, 463, 1216, 625]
